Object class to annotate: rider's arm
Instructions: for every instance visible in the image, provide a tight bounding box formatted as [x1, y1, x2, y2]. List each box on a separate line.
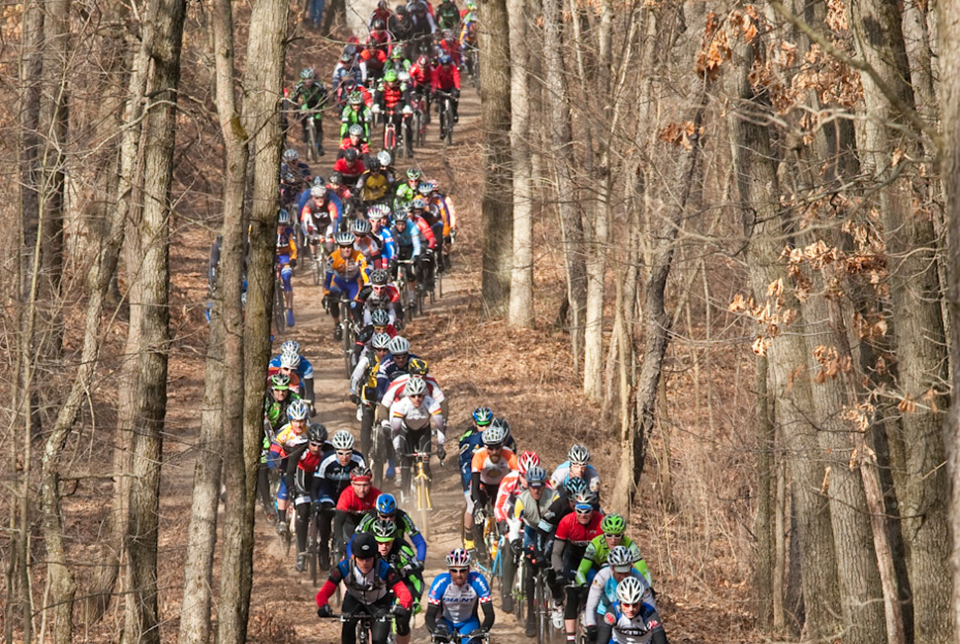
[411, 228, 422, 256]
[551, 537, 567, 573]
[424, 602, 440, 633]
[315, 562, 346, 607]
[574, 543, 597, 586]
[480, 601, 495, 632]
[583, 570, 607, 626]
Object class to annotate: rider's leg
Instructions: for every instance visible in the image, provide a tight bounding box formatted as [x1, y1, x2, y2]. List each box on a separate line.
[295, 496, 311, 554]
[394, 432, 410, 492]
[501, 538, 518, 611]
[394, 610, 412, 644]
[339, 595, 362, 644]
[319, 501, 335, 568]
[463, 490, 476, 549]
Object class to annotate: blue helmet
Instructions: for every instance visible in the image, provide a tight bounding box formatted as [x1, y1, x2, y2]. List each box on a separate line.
[376, 493, 397, 516]
[472, 406, 493, 427]
[439, 54, 452, 65]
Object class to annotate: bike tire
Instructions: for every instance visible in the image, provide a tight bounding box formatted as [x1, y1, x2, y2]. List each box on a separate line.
[273, 279, 286, 335]
[340, 299, 353, 377]
[308, 516, 319, 586]
[535, 576, 547, 644]
[307, 120, 318, 162]
[445, 99, 454, 145]
[515, 555, 525, 622]
[417, 287, 425, 317]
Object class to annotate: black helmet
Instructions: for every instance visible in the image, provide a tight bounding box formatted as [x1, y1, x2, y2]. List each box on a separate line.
[353, 532, 378, 559]
[308, 423, 328, 444]
[370, 268, 390, 285]
[345, 148, 359, 162]
[368, 158, 382, 171]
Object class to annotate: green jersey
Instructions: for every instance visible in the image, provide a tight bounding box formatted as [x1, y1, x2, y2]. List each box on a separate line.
[575, 534, 652, 587]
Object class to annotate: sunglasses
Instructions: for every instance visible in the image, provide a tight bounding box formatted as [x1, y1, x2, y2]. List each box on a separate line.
[336, 450, 353, 456]
[620, 601, 640, 610]
[449, 568, 468, 574]
[575, 505, 594, 514]
[309, 441, 324, 447]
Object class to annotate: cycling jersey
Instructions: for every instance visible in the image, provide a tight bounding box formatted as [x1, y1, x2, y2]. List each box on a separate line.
[606, 600, 663, 644]
[391, 221, 422, 255]
[315, 557, 413, 608]
[354, 509, 427, 561]
[270, 423, 308, 461]
[550, 460, 601, 493]
[493, 469, 523, 523]
[412, 214, 438, 249]
[470, 447, 518, 486]
[354, 236, 383, 266]
[300, 196, 337, 236]
[263, 393, 300, 434]
[359, 171, 390, 202]
[576, 534, 652, 586]
[315, 450, 366, 503]
[350, 349, 382, 398]
[336, 484, 382, 515]
[457, 428, 516, 491]
[327, 248, 369, 282]
[584, 567, 654, 628]
[512, 487, 562, 538]
[275, 226, 298, 261]
[374, 227, 396, 264]
[375, 353, 422, 399]
[555, 511, 605, 548]
[437, 40, 462, 67]
[427, 571, 491, 624]
[390, 395, 444, 438]
[432, 64, 460, 92]
[380, 374, 444, 409]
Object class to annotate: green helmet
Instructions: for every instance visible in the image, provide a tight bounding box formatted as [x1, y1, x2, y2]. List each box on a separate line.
[373, 518, 398, 542]
[391, 48, 404, 60]
[349, 91, 363, 105]
[383, 70, 398, 83]
[270, 373, 291, 390]
[601, 513, 627, 536]
[406, 167, 422, 181]
[300, 67, 315, 79]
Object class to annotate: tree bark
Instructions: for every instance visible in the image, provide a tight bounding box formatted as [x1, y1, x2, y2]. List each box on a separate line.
[20, 0, 43, 302]
[507, 0, 533, 328]
[122, 0, 186, 639]
[754, 356, 774, 632]
[849, 0, 953, 640]
[479, 0, 513, 311]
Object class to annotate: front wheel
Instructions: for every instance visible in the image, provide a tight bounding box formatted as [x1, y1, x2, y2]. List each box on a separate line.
[272, 278, 286, 335]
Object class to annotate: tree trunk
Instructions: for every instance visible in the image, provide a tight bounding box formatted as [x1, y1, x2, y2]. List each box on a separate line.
[730, 46, 842, 640]
[850, 0, 953, 640]
[479, 0, 513, 311]
[507, 0, 533, 328]
[122, 0, 186, 639]
[754, 356, 774, 632]
[20, 0, 43, 302]
[541, 0, 584, 364]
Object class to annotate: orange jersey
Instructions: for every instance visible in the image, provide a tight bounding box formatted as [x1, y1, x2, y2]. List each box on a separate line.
[471, 447, 518, 486]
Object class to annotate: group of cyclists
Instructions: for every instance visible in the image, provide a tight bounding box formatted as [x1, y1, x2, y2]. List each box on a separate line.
[240, 1, 671, 642]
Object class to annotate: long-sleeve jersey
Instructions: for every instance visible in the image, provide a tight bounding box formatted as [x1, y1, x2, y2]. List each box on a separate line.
[390, 395, 445, 442]
[353, 509, 427, 561]
[375, 227, 397, 263]
[584, 567, 655, 628]
[380, 374, 444, 409]
[332, 157, 366, 183]
[315, 557, 413, 608]
[314, 450, 367, 502]
[275, 226, 298, 261]
[513, 487, 562, 538]
[550, 460, 602, 493]
[325, 248, 369, 287]
[391, 222, 422, 255]
[413, 215, 437, 249]
[493, 470, 523, 523]
[431, 64, 460, 91]
[552, 512, 605, 573]
[576, 534, 652, 587]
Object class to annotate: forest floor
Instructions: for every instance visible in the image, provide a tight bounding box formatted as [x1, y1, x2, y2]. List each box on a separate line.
[56, 21, 764, 644]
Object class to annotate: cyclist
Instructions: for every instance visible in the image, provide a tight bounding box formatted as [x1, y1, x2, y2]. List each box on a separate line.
[341, 91, 374, 139]
[332, 51, 365, 97]
[390, 377, 446, 492]
[267, 399, 311, 534]
[459, 7, 478, 78]
[551, 444, 601, 494]
[355, 268, 404, 326]
[584, 547, 658, 644]
[395, 167, 423, 209]
[494, 450, 540, 613]
[411, 196, 442, 286]
[293, 67, 328, 157]
[315, 532, 413, 644]
[369, 0, 393, 29]
[435, 0, 460, 32]
[377, 150, 399, 188]
[367, 18, 393, 54]
[409, 1, 436, 54]
[358, 158, 392, 205]
[380, 358, 444, 410]
[275, 208, 298, 327]
[351, 331, 393, 408]
[373, 518, 425, 630]
[469, 420, 518, 559]
[370, 207, 398, 269]
[407, 56, 435, 120]
[431, 54, 460, 127]
[301, 184, 340, 261]
[352, 310, 398, 366]
[290, 423, 332, 571]
[425, 179, 457, 270]
[315, 430, 367, 569]
[263, 373, 300, 435]
[374, 70, 414, 158]
[328, 172, 355, 208]
[339, 123, 372, 161]
[551, 489, 604, 637]
[576, 513, 652, 588]
[425, 549, 495, 643]
[268, 345, 314, 410]
[360, 38, 389, 83]
[353, 493, 427, 562]
[352, 218, 384, 269]
[335, 467, 382, 551]
[281, 147, 312, 185]
[376, 335, 419, 400]
[511, 464, 562, 637]
[390, 210, 422, 306]
[458, 407, 492, 550]
[600, 577, 667, 644]
[436, 30, 462, 67]
[334, 147, 367, 188]
[324, 231, 370, 341]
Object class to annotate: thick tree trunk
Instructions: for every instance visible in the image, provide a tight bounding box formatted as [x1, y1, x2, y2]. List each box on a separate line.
[849, 1, 953, 640]
[754, 356, 774, 632]
[479, 0, 513, 311]
[122, 0, 186, 639]
[507, 0, 533, 328]
[20, 0, 43, 301]
[730, 50, 842, 640]
[542, 0, 585, 363]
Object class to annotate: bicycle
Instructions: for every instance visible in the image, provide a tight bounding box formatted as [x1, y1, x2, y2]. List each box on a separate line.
[320, 608, 396, 644]
[437, 90, 455, 144]
[395, 258, 418, 322]
[338, 293, 356, 376]
[411, 92, 428, 149]
[402, 447, 442, 541]
[463, 47, 480, 91]
[530, 560, 556, 644]
[304, 109, 324, 161]
[430, 629, 490, 644]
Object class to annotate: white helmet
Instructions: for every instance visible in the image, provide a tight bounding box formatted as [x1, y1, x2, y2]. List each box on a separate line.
[280, 349, 301, 369]
[311, 185, 325, 198]
[445, 548, 471, 567]
[568, 444, 591, 465]
[482, 423, 508, 447]
[332, 430, 356, 450]
[616, 576, 646, 604]
[404, 377, 427, 397]
[372, 332, 392, 350]
[608, 545, 637, 569]
[286, 399, 309, 421]
[280, 340, 301, 355]
[388, 336, 410, 356]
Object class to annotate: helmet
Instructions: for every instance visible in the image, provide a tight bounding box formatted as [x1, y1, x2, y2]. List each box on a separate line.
[367, 203, 391, 219]
[616, 577, 646, 604]
[572, 490, 598, 508]
[311, 185, 325, 198]
[411, 197, 426, 210]
[608, 545, 638, 569]
[277, 209, 291, 224]
[408, 358, 429, 376]
[344, 148, 359, 162]
[445, 548, 471, 567]
[328, 171, 342, 185]
[406, 167, 422, 181]
[340, 52, 353, 63]
[439, 54, 452, 65]
[353, 532, 378, 558]
[368, 158, 382, 171]
[427, 179, 440, 192]
[300, 67, 315, 79]
[396, 3, 407, 14]
[378, 150, 393, 166]
[376, 493, 398, 515]
[372, 332, 392, 349]
[442, 29, 455, 40]
[350, 466, 373, 481]
[518, 451, 540, 475]
[417, 182, 432, 196]
[371, 309, 391, 326]
[287, 399, 309, 421]
[307, 423, 328, 444]
[335, 231, 355, 246]
[383, 69, 398, 83]
[283, 171, 296, 183]
[601, 513, 627, 536]
[283, 148, 299, 162]
[373, 518, 398, 542]
[352, 218, 371, 236]
[525, 465, 548, 487]
[417, 54, 429, 66]
[388, 335, 410, 355]
[270, 373, 291, 390]
[564, 476, 589, 497]
[372, 18, 386, 29]
[568, 444, 591, 466]
[482, 422, 508, 447]
[415, 1, 427, 11]
[279, 350, 301, 369]
[394, 209, 409, 222]
[349, 91, 364, 105]
[349, 124, 364, 138]
[370, 268, 389, 285]
[491, 417, 510, 441]
[391, 47, 404, 60]
[332, 430, 356, 450]
[280, 340, 301, 355]
[313, 175, 326, 186]
[404, 377, 427, 397]
[472, 407, 493, 426]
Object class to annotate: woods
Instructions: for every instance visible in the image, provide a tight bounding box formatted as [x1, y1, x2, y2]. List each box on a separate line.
[4, 0, 960, 640]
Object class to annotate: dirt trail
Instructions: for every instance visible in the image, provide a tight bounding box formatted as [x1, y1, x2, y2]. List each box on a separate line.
[248, 88, 530, 643]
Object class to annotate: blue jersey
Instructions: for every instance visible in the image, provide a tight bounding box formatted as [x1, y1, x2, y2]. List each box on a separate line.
[376, 228, 396, 264]
[315, 450, 366, 503]
[390, 222, 421, 255]
[268, 354, 314, 381]
[427, 571, 491, 625]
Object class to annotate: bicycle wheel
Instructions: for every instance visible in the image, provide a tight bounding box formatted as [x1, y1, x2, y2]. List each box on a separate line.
[371, 423, 385, 489]
[515, 555, 525, 622]
[306, 119, 319, 162]
[445, 99, 454, 145]
[535, 575, 547, 644]
[273, 279, 286, 335]
[308, 512, 319, 586]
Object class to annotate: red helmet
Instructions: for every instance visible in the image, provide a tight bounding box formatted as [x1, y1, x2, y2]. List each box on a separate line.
[518, 451, 540, 475]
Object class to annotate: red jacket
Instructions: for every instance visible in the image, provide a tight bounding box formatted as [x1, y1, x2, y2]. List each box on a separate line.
[333, 158, 366, 180]
[431, 64, 460, 92]
[408, 63, 435, 89]
[439, 40, 462, 66]
[413, 215, 437, 249]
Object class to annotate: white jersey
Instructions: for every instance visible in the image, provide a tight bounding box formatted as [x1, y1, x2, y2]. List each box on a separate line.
[380, 374, 445, 408]
[389, 395, 444, 439]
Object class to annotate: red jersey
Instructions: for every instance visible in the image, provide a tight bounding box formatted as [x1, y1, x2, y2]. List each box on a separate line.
[339, 138, 371, 155]
[336, 484, 382, 514]
[297, 449, 324, 474]
[381, 85, 405, 110]
[408, 63, 434, 88]
[555, 511, 605, 547]
[438, 40, 462, 66]
[413, 214, 437, 249]
[432, 64, 461, 92]
[333, 158, 366, 181]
